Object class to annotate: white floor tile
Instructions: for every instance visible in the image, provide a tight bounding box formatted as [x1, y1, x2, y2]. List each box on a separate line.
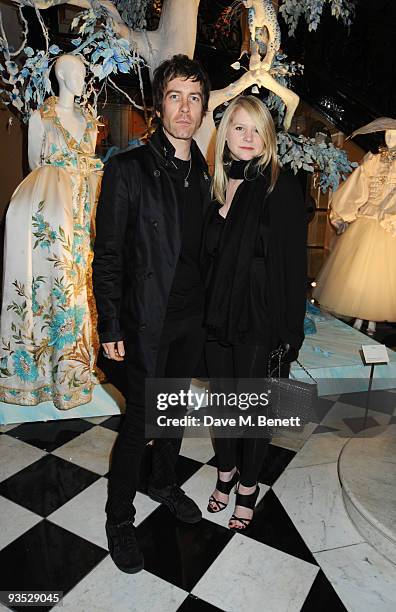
[48, 478, 108, 550]
[315, 543, 396, 612]
[287, 432, 349, 469]
[0, 435, 46, 482]
[272, 462, 364, 552]
[0, 496, 42, 550]
[181, 464, 269, 529]
[134, 491, 161, 526]
[271, 421, 317, 452]
[49, 479, 160, 550]
[0, 423, 19, 433]
[84, 416, 111, 424]
[59, 556, 187, 612]
[193, 534, 318, 612]
[53, 426, 117, 475]
[180, 436, 215, 463]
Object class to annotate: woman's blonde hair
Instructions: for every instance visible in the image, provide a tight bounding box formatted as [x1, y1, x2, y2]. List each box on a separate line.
[211, 95, 280, 205]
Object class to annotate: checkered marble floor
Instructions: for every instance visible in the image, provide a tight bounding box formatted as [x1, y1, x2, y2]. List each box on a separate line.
[1, 389, 396, 612]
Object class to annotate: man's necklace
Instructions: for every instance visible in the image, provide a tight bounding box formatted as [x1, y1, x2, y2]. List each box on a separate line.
[184, 157, 192, 188]
[171, 155, 192, 187]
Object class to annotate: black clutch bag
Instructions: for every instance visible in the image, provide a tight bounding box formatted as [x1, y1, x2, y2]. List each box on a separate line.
[267, 347, 318, 429]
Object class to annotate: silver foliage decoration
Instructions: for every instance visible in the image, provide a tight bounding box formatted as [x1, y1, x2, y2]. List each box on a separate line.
[277, 131, 357, 192]
[0, 2, 145, 121]
[280, 0, 355, 36]
[114, 0, 151, 29]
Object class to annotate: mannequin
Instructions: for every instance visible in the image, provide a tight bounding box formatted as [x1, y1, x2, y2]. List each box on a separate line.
[353, 129, 396, 334]
[313, 118, 396, 333]
[0, 54, 103, 410]
[28, 55, 92, 169]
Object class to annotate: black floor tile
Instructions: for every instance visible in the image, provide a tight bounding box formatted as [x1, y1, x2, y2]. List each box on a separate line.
[257, 443, 296, 486]
[243, 489, 318, 566]
[300, 569, 347, 611]
[0, 454, 100, 516]
[0, 520, 107, 612]
[136, 446, 203, 493]
[312, 425, 341, 434]
[338, 389, 396, 414]
[6, 419, 94, 452]
[342, 415, 381, 434]
[312, 397, 338, 422]
[177, 594, 224, 612]
[137, 506, 233, 591]
[99, 415, 124, 432]
[175, 455, 204, 486]
[206, 455, 218, 468]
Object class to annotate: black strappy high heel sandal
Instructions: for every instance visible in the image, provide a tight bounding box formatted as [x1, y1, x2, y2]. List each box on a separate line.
[207, 470, 239, 513]
[228, 485, 260, 531]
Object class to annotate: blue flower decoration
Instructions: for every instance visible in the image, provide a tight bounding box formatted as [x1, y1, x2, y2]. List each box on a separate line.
[12, 350, 39, 382]
[48, 306, 85, 350]
[32, 298, 40, 314]
[33, 213, 47, 233]
[52, 287, 68, 306]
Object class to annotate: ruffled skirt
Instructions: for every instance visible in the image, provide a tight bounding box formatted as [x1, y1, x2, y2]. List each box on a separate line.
[313, 217, 396, 321]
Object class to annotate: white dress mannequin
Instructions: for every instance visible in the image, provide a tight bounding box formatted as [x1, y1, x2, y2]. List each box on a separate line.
[0, 55, 103, 410]
[313, 128, 396, 331]
[28, 55, 93, 169]
[353, 130, 396, 334]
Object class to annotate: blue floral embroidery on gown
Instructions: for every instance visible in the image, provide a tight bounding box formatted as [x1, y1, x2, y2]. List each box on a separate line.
[0, 97, 103, 409]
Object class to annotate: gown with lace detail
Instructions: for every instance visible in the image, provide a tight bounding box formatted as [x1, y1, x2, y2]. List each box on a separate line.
[0, 97, 103, 409]
[313, 150, 396, 321]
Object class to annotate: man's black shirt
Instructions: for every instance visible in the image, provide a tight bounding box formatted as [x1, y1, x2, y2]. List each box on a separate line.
[164, 144, 205, 319]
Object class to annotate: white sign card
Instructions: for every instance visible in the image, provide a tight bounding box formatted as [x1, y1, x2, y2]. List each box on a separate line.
[361, 344, 389, 365]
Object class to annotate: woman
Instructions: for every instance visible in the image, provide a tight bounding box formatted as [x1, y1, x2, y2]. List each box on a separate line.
[202, 95, 307, 530]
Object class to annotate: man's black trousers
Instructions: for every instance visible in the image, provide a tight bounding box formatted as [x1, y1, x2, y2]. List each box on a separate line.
[106, 313, 206, 524]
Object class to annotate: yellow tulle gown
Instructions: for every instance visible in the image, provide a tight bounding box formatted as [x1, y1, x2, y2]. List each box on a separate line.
[313, 150, 396, 322]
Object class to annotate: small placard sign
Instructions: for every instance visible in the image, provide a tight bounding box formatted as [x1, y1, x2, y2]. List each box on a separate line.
[361, 344, 389, 365]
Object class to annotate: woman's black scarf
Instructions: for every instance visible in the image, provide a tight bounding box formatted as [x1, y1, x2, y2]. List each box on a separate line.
[204, 162, 270, 344]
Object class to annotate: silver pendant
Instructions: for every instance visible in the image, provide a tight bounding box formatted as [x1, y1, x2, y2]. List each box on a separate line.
[184, 179, 189, 188]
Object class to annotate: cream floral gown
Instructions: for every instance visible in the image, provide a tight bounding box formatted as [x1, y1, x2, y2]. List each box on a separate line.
[0, 97, 103, 409]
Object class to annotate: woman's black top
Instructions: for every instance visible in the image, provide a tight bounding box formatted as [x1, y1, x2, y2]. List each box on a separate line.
[204, 180, 271, 345]
[201, 162, 307, 351]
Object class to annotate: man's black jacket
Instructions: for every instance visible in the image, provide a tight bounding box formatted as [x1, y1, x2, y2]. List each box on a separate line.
[92, 128, 211, 381]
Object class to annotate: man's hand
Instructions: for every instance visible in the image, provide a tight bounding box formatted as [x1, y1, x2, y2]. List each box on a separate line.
[102, 340, 125, 361]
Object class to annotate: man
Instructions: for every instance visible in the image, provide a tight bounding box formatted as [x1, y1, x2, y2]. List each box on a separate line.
[93, 55, 211, 573]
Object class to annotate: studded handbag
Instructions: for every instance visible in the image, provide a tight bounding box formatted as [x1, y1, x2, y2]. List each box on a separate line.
[267, 347, 318, 429]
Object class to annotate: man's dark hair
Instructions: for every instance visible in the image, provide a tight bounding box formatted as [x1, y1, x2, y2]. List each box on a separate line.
[152, 54, 211, 116]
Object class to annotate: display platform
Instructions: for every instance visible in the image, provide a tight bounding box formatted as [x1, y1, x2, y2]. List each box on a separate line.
[294, 312, 396, 396]
[0, 383, 124, 426]
[339, 424, 396, 565]
[1, 312, 395, 425]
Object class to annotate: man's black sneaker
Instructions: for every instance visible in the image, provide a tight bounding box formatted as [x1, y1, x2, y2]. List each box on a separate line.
[147, 484, 202, 523]
[105, 519, 144, 573]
